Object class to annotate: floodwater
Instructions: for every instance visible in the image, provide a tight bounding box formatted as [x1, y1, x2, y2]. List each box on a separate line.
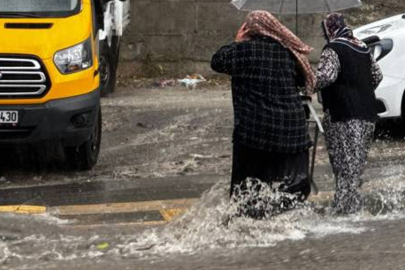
[2, 176, 405, 270]
[1, 88, 405, 269]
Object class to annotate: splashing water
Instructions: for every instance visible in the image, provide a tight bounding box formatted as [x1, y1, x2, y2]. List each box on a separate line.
[117, 179, 370, 256]
[3, 178, 405, 267]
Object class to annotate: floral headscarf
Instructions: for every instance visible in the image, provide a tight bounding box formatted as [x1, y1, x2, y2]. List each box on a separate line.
[245, 10, 316, 92]
[322, 12, 364, 47]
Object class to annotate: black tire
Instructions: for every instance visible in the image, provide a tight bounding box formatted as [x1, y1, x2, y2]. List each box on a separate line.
[65, 109, 102, 170]
[99, 37, 120, 97]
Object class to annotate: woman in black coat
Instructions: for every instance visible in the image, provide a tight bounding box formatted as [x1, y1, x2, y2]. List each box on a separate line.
[211, 10, 315, 218]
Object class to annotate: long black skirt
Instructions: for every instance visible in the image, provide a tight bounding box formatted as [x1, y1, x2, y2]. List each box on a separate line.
[231, 143, 311, 201]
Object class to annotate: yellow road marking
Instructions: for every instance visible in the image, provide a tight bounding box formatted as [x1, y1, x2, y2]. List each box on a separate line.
[0, 193, 333, 224]
[0, 205, 46, 214]
[51, 198, 198, 216]
[64, 220, 168, 228]
[0, 192, 332, 217]
[159, 208, 187, 221]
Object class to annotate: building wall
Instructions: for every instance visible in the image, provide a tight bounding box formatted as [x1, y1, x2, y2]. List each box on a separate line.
[118, 0, 405, 77]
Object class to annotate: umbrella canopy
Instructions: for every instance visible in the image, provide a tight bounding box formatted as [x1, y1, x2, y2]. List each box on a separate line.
[231, 0, 362, 14]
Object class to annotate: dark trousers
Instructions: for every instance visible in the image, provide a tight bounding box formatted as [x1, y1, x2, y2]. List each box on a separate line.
[231, 143, 311, 201]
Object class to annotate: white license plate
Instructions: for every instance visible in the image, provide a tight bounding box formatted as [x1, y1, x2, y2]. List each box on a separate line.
[0, 111, 18, 124]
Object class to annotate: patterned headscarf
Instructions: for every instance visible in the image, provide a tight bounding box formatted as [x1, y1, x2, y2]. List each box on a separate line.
[322, 13, 364, 46]
[245, 10, 316, 92]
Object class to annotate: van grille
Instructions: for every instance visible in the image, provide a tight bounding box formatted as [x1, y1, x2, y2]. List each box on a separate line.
[0, 56, 50, 98]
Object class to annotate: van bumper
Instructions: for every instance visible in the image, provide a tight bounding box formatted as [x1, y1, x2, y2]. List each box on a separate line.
[0, 89, 100, 147]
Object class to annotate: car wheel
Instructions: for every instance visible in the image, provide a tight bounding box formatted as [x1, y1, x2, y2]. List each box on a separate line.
[65, 108, 102, 170]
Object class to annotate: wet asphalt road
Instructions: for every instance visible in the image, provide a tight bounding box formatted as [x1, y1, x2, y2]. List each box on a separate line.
[1, 86, 405, 269]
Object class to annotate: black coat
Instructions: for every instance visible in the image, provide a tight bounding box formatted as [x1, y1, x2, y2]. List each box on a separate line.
[211, 36, 311, 153]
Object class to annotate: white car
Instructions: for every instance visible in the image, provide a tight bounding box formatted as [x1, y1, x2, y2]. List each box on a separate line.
[354, 14, 405, 120]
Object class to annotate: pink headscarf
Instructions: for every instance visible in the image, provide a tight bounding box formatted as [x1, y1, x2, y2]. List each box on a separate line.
[245, 10, 316, 92]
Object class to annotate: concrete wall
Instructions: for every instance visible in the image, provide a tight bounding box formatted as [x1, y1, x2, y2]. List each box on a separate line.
[118, 0, 405, 78]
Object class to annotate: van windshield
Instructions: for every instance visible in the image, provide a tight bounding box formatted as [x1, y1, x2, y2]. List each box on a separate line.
[0, 0, 81, 18]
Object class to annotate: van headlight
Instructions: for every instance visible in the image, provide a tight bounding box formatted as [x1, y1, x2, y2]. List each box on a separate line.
[54, 38, 93, 74]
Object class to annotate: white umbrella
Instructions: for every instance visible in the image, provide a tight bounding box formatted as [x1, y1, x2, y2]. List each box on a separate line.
[231, 0, 362, 34]
[231, 0, 362, 14]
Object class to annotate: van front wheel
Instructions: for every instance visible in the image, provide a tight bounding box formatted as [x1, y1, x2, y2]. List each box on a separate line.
[65, 109, 102, 170]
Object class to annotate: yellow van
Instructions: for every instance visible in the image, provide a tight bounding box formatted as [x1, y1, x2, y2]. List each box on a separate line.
[0, 0, 130, 169]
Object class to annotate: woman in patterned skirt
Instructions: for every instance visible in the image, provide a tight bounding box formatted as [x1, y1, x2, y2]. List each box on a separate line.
[211, 11, 315, 218]
[315, 13, 383, 215]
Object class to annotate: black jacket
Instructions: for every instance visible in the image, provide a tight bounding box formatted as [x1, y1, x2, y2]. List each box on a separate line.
[211, 36, 311, 153]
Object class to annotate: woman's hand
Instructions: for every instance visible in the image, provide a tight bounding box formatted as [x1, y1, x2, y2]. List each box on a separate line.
[235, 23, 250, 42]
